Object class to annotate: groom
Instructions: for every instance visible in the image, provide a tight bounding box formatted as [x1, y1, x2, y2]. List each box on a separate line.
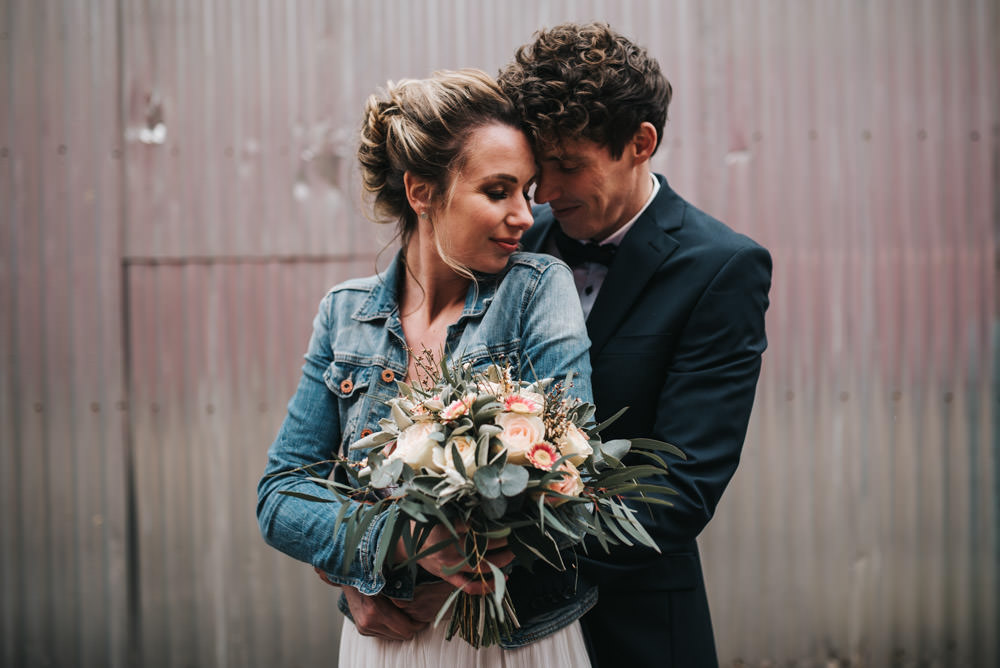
[499, 22, 772, 667]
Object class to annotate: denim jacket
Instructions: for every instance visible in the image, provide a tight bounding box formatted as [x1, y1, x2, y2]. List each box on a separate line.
[257, 251, 597, 648]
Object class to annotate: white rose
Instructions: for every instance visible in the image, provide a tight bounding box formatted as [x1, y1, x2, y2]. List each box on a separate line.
[556, 424, 593, 466]
[432, 434, 478, 476]
[494, 412, 545, 464]
[388, 422, 442, 472]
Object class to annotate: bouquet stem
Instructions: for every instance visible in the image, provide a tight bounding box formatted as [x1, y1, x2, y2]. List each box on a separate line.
[444, 590, 519, 648]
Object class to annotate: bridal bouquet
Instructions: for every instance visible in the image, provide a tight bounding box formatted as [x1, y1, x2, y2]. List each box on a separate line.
[286, 353, 684, 647]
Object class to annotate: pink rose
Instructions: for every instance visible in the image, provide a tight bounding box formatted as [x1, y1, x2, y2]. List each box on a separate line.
[494, 412, 545, 464]
[542, 461, 584, 505]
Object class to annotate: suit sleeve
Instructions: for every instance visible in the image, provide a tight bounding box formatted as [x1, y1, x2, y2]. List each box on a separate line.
[637, 243, 772, 551]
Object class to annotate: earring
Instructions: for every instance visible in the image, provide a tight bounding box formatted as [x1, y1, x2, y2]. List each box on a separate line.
[419, 211, 428, 219]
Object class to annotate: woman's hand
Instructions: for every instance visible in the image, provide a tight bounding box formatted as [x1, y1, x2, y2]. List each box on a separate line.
[396, 522, 515, 596]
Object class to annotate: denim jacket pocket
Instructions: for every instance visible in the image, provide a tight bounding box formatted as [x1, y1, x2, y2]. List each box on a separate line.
[455, 339, 522, 371]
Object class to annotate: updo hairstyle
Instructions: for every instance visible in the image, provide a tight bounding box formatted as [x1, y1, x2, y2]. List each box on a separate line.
[358, 69, 520, 253]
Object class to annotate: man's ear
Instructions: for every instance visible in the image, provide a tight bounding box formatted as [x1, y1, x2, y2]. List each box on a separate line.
[404, 171, 433, 215]
[631, 122, 658, 164]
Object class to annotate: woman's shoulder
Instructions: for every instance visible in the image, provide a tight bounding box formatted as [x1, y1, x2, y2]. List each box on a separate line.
[505, 251, 571, 277]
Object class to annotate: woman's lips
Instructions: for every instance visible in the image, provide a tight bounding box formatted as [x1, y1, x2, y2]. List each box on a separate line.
[491, 238, 520, 252]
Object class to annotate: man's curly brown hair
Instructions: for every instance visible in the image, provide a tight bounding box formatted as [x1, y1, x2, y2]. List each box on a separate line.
[498, 22, 672, 159]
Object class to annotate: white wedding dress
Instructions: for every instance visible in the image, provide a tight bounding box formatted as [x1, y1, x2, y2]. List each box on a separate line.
[338, 617, 590, 667]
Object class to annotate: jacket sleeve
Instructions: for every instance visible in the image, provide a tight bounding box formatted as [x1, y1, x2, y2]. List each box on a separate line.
[645, 244, 772, 547]
[600, 243, 772, 559]
[255, 292, 390, 595]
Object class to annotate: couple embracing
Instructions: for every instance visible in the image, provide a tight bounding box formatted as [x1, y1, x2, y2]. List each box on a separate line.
[258, 21, 771, 668]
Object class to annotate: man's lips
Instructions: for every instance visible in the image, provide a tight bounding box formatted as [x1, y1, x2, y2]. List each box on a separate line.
[550, 203, 581, 218]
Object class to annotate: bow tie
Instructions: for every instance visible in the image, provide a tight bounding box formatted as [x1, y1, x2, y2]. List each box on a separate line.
[553, 227, 618, 268]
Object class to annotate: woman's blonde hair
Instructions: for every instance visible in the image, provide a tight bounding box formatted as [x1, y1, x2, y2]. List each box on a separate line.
[358, 69, 521, 274]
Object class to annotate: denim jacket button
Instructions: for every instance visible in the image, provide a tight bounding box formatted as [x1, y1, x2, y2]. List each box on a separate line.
[392, 581, 402, 589]
[380, 369, 395, 383]
[360, 428, 373, 438]
[339, 378, 354, 394]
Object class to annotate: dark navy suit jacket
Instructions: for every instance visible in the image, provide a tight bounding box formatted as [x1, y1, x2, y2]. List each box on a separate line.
[522, 174, 772, 667]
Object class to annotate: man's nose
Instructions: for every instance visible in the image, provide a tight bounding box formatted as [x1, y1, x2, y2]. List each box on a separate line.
[533, 173, 559, 204]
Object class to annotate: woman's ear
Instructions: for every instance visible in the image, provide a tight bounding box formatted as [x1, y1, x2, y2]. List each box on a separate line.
[630, 122, 658, 164]
[403, 171, 433, 216]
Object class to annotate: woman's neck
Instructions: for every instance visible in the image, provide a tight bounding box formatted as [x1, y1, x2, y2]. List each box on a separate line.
[398, 236, 470, 328]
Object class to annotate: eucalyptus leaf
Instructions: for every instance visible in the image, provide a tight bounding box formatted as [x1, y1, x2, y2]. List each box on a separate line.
[480, 494, 507, 520]
[498, 464, 529, 496]
[277, 490, 334, 504]
[592, 406, 628, 434]
[600, 438, 632, 462]
[391, 401, 413, 429]
[629, 437, 687, 460]
[349, 429, 396, 451]
[487, 561, 506, 617]
[370, 458, 404, 488]
[473, 465, 502, 499]
[373, 505, 399, 574]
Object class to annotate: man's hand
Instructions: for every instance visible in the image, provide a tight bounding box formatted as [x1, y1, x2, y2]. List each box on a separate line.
[389, 581, 455, 623]
[401, 522, 515, 596]
[313, 568, 455, 639]
[341, 585, 427, 641]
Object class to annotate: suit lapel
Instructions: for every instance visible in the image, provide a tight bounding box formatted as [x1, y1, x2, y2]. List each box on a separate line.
[525, 177, 686, 356]
[586, 177, 683, 356]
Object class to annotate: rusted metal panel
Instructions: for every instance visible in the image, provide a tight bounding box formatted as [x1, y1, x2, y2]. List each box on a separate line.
[1, 1, 129, 667]
[3, 0, 998, 666]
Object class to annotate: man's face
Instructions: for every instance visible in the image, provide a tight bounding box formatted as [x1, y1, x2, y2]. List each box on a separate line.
[533, 135, 648, 242]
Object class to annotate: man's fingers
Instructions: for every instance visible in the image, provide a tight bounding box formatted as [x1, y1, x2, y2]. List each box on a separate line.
[342, 587, 426, 641]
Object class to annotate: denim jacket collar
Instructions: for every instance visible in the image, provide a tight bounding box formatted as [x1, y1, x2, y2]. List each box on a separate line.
[352, 251, 500, 325]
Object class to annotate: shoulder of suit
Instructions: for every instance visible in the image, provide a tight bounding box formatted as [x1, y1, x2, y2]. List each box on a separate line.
[653, 186, 768, 257]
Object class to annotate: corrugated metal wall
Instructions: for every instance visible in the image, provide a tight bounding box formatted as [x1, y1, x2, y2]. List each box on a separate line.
[2, 1, 997, 666]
